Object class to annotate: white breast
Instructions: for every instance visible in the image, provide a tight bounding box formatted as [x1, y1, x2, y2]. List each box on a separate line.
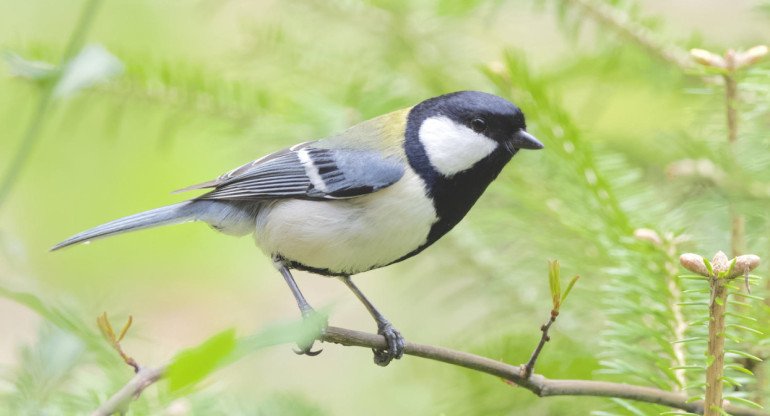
[418, 116, 499, 177]
[254, 171, 437, 275]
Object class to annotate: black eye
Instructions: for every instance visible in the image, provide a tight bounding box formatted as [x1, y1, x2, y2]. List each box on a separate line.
[470, 118, 487, 133]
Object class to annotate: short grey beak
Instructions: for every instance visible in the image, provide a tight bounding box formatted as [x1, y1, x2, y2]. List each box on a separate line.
[509, 130, 544, 150]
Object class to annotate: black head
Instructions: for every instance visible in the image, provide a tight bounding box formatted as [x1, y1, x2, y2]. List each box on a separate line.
[398, 91, 543, 260]
[414, 91, 543, 155]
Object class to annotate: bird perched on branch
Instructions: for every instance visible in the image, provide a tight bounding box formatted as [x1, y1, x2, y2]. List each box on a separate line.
[51, 91, 543, 366]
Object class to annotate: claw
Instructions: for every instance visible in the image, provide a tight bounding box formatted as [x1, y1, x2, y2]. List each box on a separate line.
[293, 346, 323, 356]
[293, 307, 328, 357]
[372, 321, 405, 367]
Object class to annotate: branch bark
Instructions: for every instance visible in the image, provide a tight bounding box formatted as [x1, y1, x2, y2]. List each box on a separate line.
[522, 312, 557, 378]
[704, 278, 729, 416]
[93, 326, 768, 416]
[90, 365, 166, 416]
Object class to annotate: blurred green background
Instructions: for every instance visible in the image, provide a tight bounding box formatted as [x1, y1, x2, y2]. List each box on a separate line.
[1, 0, 769, 415]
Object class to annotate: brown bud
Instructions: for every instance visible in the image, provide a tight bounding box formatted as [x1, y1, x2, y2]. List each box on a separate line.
[727, 254, 761, 279]
[712, 251, 730, 274]
[691, 48, 726, 68]
[665, 158, 725, 183]
[680, 253, 709, 276]
[166, 399, 192, 416]
[487, 61, 506, 75]
[634, 228, 662, 245]
[736, 45, 769, 68]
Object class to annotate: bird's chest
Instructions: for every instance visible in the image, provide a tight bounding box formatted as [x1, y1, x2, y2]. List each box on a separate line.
[254, 172, 437, 275]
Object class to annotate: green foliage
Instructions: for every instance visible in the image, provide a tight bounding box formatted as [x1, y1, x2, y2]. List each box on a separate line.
[167, 328, 236, 393]
[1, 0, 769, 415]
[548, 259, 580, 312]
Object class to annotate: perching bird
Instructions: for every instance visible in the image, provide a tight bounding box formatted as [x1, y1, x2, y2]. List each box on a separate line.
[51, 91, 543, 366]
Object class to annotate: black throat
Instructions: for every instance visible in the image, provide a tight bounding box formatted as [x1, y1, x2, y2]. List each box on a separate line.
[401, 108, 515, 259]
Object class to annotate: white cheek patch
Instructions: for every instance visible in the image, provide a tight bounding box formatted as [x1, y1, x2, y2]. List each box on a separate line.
[418, 116, 499, 177]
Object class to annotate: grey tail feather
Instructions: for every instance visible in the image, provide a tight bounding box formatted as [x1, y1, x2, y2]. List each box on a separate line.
[50, 201, 199, 251]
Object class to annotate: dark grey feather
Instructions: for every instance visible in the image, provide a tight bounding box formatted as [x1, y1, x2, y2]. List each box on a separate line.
[195, 146, 405, 201]
[50, 202, 199, 251]
[50, 200, 260, 251]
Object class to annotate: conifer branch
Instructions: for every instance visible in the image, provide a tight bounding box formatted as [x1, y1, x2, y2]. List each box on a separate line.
[561, 0, 693, 70]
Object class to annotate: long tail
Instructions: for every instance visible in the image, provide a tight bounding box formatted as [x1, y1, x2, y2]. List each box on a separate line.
[50, 201, 199, 251]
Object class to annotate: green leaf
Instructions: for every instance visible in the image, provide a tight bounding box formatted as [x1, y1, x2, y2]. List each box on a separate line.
[726, 324, 763, 335]
[561, 274, 580, 305]
[706, 355, 715, 367]
[676, 301, 708, 307]
[167, 328, 237, 392]
[709, 406, 729, 416]
[4, 51, 56, 80]
[229, 315, 326, 362]
[670, 365, 705, 371]
[660, 413, 699, 416]
[718, 376, 741, 387]
[678, 275, 709, 280]
[729, 300, 753, 308]
[688, 317, 713, 326]
[671, 337, 707, 344]
[725, 364, 754, 376]
[548, 259, 560, 309]
[720, 332, 744, 343]
[683, 382, 707, 391]
[730, 293, 765, 301]
[723, 312, 757, 322]
[702, 257, 713, 276]
[609, 398, 646, 416]
[726, 258, 737, 278]
[725, 349, 762, 361]
[723, 396, 763, 408]
[715, 297, 723, 306]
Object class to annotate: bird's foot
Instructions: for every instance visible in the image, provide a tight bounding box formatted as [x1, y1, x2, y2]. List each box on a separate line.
[293, 308, 328, 357]
[372, 321, 406, 367]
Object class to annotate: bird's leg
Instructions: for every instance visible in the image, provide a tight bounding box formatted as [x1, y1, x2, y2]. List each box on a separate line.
[276, 262, 326, 356]
[340, 276, 406, 366]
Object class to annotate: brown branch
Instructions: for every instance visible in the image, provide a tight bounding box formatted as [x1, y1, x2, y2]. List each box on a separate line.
[92, 326, 768, 416]
[323, 327, 766, 415]
[90, 365, 166, 416]
[723, 50, 746, 259]
[704, 277, 730, 416]
[522, 311, 557, 378]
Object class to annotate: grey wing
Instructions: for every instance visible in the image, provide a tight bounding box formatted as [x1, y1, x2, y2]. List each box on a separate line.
[178, 142, 405, 201]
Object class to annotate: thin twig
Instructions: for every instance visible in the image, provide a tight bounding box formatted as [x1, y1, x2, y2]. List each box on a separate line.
[93, 326, 768, 416]
[562, 0, 693, 71]
[522, 311, 557, 378]
[97, 313, 139, 373]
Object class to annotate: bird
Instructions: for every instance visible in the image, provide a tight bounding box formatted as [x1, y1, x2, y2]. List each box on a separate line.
[51, 90, 543, 366]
